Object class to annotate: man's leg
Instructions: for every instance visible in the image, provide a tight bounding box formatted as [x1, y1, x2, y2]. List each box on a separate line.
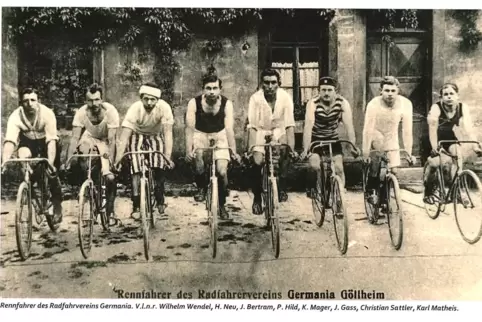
[278, 146, 290, 202]
[131, 173, 141, 215]
[333, 154, 345, 189]
[48, 143, 63, 221]
[194, 150, 207, 202]
[307, 153, 322, 197]
[423, 156, 440, 203]
[152, 167, 166, 214]
[251, 151, 264, 215]
[216, 159, 229, 219]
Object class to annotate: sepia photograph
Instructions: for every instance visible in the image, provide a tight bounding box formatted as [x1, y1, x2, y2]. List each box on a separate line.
[0, 5, 481, 302]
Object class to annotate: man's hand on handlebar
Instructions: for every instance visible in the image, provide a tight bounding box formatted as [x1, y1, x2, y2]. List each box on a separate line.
[474, 144, 482, 157]
[351, 146, 361, 158]
[164, 158, 175, 170]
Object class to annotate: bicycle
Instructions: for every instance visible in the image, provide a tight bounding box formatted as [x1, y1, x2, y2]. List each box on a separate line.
[66, 151, 117, 259]
[248, 134, 297, 259]
[307, 140, 359, 255]
[1, 158, 60, 260]
[423, 140, 482, 244]
[192, 139, 235, 259]
[117, 149, 171, 261]
[362, 149, 413, 250]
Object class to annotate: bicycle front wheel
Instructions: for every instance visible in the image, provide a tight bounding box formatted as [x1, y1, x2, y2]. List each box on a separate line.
[15, 181, 33, 261]
[311, 165, 326, 227]
[268, 177, 280, 258]
[140, 178, 150, 260]
[331, 176, 348, 255]
[454, 170, 482, 244]
[423, 164, 444, 220]
[148, 170, 156, 228]
[386, 174, 404, 250]
[78, 181, 95, 259]
[208, 178, 218, 259]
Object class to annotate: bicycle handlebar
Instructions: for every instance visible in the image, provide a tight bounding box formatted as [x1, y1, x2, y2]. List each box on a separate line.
[117, 150, 171, 165]
[1, 158, 55, 173]
[367, 149, 414, 165]
[309, 139, 358, 153]
[438, 140, 481, 149]
[66, 153, 109, 168]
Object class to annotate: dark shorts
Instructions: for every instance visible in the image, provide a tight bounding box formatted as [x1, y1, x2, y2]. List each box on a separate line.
[311, 138, 343, 157]
[18, 135, 61, 169]
[439, 132, 459, 153]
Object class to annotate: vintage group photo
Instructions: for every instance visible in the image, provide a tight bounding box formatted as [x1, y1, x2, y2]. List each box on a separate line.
[0, 7, 481, 300]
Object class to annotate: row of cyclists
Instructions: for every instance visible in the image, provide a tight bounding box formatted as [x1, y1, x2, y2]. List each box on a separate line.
[2, 68, 482, 228]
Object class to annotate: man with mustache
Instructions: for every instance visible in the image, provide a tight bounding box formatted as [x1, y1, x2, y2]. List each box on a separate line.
[115, 82, 175, 218]
[423, 83, 482, 205]
[185, 74, 241, 220]
[362, 76, 417, 206]
[246, 68, 298, 215]
[2, 87, 63, 223]
[300, 76, 359, 197]
[64, 83, 119, 225]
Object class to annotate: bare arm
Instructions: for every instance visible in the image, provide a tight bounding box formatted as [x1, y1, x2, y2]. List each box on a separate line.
[2, 142, 15, 165]
[185, 99, 196, 156]
[2, 114, 20, 164]
[107, 128, 117, 163]
[115, 127, 133, 165]
[66, 126, 82, 163]
[163, 124, 173, 159]
[303, 100, 315, 153]
[402, 101, 414, 155]
[45, 110, 59, 167]
[224, 101, 237, 154]
[247, 96, 257, 152]
[341, 100, 356, 147]
[427, 104, 440, 151]
[284, 94, 296, 151]
[460, 104, 479, 151]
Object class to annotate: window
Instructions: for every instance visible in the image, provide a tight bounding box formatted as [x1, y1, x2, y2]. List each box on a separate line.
[261, 11, 328, 120]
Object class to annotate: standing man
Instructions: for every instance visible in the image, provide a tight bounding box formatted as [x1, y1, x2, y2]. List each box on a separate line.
[115, 82, 175, 216]
[246, 68, 298, 215]
[362, 76, 416, 205]
[2, 87, 63, 223]
[300, 76, 359, 196]
[185, 74, 241, 219]
[64, 83, 119, 223]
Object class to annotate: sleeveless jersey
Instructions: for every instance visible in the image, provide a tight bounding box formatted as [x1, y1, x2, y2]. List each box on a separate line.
[437, 102, 463, 140]
[195, 95, 227, 133]
[311, 96, 344, 140]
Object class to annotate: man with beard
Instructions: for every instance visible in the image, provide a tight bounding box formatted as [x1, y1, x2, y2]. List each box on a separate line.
[246, 68, 298, 215]
[64, 83, 119, 224]
[423, 83, 482, 205]
[362, 76, 417, 205]
[300, 76, 359, 197]
[2, 87, 63, 223]
[115, 82, 175, 217]
[185, 74, 241, 219]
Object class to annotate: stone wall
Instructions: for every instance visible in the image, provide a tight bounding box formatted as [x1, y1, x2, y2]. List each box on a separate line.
[1, 8, 19, 125]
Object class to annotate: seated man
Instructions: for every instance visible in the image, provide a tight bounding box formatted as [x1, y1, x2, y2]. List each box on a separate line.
[246, 68, 298, 215]
[300, 76, 359, 197]
[64, 83, 119, 221]
[423, 83, 482, 204]
[2, 87, 63, 223]
[115, 82, 175, 217]
[362, 76, 416, 205]
[185, 74, 241, 219]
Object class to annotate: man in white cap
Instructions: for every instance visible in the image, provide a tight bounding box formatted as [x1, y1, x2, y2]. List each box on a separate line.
[115, 82, 175, 217]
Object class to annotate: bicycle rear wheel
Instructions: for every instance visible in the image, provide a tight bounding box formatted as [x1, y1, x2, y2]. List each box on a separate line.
[331, 176, 348, 255]
[454, 170, 482, 244]
[208, 178, 218, 258]
[423, 164, 445, 220]
[78, 181, 95, 259]
[362, 164, 378, 224]
[140, 178, 150, 260]
[268, 177, 280, 258]
[15, 181, 33, 261]
[311, 165, 326, 227]
[386, 174, 404, 250]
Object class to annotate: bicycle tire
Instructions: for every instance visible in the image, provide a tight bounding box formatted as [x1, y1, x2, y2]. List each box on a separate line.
[331, 175, 348, 255]
[362, 164, 378, 224]
[262, 166, 270, 228]
[209, 178, 218, 259]
[140, 178, 150, 260]
[454, 169, 482, 244]
[311, 164, 326, 227]
[98, 176, 109, 231]
[78, 180, 95, 259]
[269, 177, 280, 258]
[423, 164, 444, 220]
[148, 170, 156, 228]
[15, 181, 33, 261]
[386, 174, 404, 250]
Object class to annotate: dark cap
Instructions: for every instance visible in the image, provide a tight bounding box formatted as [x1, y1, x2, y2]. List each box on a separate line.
[319, 76, 338, 87]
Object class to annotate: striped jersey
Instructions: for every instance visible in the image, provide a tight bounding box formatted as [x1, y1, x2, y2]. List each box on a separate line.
[310, 95, 346, 140]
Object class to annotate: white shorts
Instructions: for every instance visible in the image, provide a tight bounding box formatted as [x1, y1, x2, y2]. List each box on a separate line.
[251, 128, 287, 154]
[193, 129, 230, 161]
[371, 131, 401, 168]
[77, 133, 112, 176]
